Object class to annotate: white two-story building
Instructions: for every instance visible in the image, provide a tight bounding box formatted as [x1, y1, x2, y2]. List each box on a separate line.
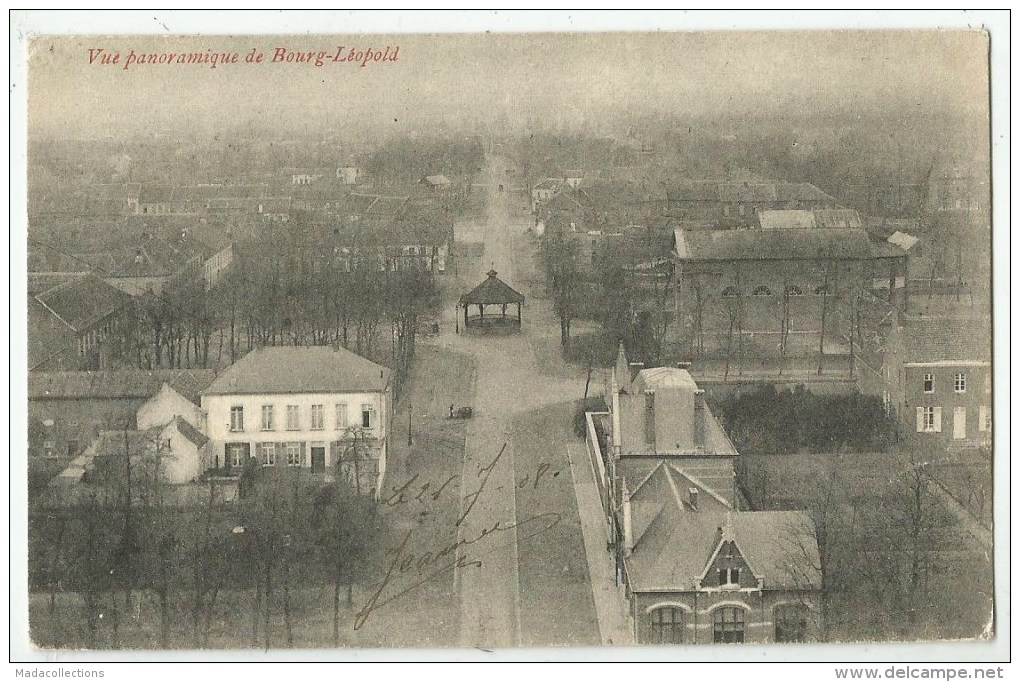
[200, 345, 392, 497]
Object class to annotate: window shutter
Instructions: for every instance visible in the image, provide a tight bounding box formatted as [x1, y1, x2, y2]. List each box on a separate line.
[979, 406, 987, 432]
[933, 407, 943, 433]
[300, 441, 307, 466]
[916, 407, 924, 432]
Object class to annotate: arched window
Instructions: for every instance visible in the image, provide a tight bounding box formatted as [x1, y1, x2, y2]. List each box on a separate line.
[722, 286, 741, 298]
[752, 285, 773, 297]
[713, 607, 746, 643]
[813, 284, 830, 296]
[774, 604, 809, 643]
[649, 606, 686, 644]
[786, 285, 804, 297]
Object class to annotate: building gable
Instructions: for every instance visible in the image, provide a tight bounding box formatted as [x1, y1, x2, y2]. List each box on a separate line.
[699, 537, 760, 590]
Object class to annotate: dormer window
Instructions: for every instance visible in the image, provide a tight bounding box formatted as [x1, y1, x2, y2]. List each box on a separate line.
[718, 567, 740, 586]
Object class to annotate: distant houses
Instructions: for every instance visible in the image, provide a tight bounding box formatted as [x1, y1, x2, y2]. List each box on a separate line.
[665, 181, 841, 226]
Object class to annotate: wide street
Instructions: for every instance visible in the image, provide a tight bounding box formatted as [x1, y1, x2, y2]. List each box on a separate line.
[425, 153, 619, 647]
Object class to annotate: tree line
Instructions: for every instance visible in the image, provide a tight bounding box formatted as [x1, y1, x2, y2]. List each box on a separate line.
[31, 451, 378, 649]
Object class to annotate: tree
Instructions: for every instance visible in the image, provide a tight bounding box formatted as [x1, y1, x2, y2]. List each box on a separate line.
[313, 480, 377, 646]
[884, 448, 951, 633]
[239, 468, 316, 649]
[539, 225, 580, 349]
[62, 496, 118, 648]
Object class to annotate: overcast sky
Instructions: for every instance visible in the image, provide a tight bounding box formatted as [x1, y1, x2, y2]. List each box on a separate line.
[28, 31, 989, 140]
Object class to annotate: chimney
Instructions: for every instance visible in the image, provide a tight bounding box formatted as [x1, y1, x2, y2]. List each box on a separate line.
[693, 389, 706, 449]
[614, 342, 630, 393]
[621, 476, 634, 557]
[689, 487, 699, 511]
[644, 391, 656, 448]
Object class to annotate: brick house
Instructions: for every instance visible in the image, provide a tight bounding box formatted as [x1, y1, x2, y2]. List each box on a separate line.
[885, 314, 992, 446]
[587, 346, 822, 643]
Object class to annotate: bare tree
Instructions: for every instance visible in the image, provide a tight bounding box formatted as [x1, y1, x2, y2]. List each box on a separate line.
[313, 480, 377, 646]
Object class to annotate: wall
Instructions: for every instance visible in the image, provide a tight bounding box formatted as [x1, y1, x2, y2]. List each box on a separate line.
[159, 421, 206, 484]
[202, 389, 389, 488]
[903, 363, 991, 445]
[137, 384, 205, 431]
[632, 589, 820, 644]
[670, 257, 902, 362]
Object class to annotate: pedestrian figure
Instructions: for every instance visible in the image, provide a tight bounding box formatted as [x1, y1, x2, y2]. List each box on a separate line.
[449, 404, 455, 419]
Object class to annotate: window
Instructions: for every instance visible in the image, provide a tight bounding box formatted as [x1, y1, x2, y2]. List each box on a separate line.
[923, 374, 934, 394]
[43, 440, 54, 458]
[918, 406, 941, 433]
[774, 604, 809, 643]
[336, 403, 349, 430]
[228, 443, 246, 468]
[67, 440, 79, 457]
[362, 405, 374, 429]
[649, 607, 685, 645]
[752, 285, 773, 297]
[230, 406, 244, 432]
[261, 405, 275, 431]
[718, 567, 741, 585]
[287, 442, 301, 467]
[286, 405, 300, 430]
[722, 286, 741, 298]
[261, 442, 277, 466]
[310, 405, 325, 430]
[954, 373, 967, 393]
[786, 285, 804, 297]
[713, 607, 745, 643]
[985, 374, 991, 395]
[813, 285, 830, 296]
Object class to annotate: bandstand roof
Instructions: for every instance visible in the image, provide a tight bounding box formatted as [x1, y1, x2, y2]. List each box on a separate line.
[459, 270, 525, 306]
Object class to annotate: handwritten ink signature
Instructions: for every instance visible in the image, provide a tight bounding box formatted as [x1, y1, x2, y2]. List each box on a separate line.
[353, 511, 561, 630]
[353, 443, 564, 630]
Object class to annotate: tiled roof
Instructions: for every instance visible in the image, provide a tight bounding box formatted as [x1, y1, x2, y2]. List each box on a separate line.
[757, 210, 817, 231]
[812, 208, 863, 229]
[775, 182, 836, 203]
[634, 366, 698, 391]
[27, 272, 85, 295]
[667, 181, 837, 206]
[459, 269, 525, 306]
[29, 369, 219, 402]
[139, 185, 174, 204]
[665, 181, 719, 202]
[202, 345, 390, 396]
[719, 183, 777, 203]
[673, 228, 894, 261]
[533, 178, 564, 192]
[172, 416, 209, 448]
[34, 274, 133, 331]
[620, 460, 821, 592]
[898, 315, 991, 363]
